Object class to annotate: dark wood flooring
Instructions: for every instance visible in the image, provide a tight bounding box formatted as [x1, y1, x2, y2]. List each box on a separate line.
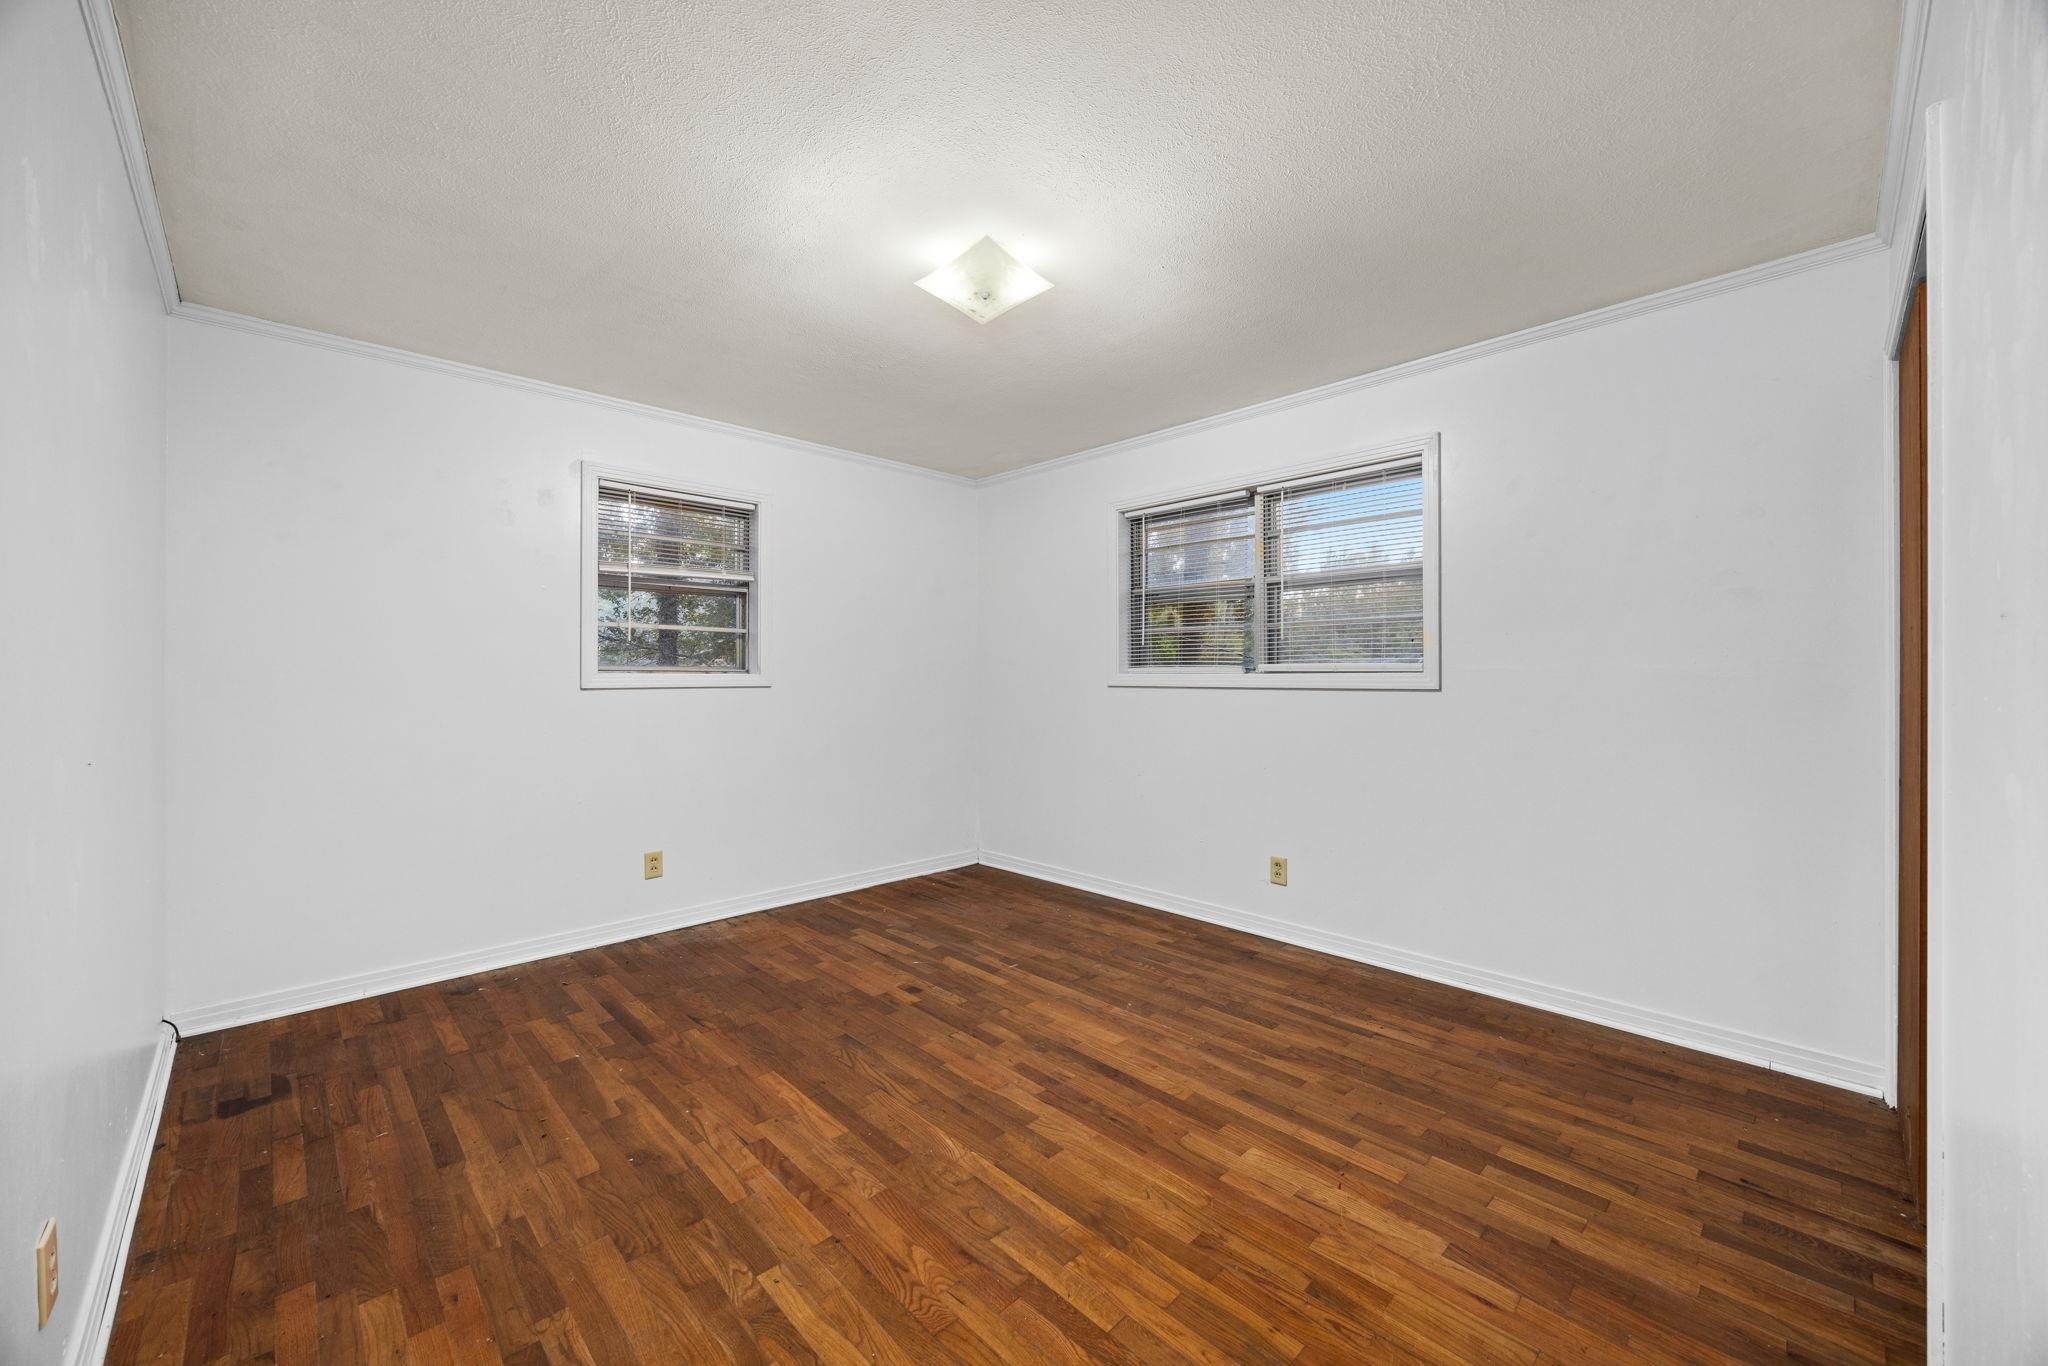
[110, 866, 1924, 1364]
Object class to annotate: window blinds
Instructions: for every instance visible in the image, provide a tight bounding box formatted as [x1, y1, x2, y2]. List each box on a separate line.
[595, 482, 754, 672]
[1263, 461, 1425, 667]
[1125, 456, 1426, 672]
[1127, 494, 1257, 668]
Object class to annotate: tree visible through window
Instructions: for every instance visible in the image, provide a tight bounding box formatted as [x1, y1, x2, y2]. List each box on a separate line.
[593, 481, 754, 674]
[1263, 463, 1424, 666]
[1126, 495, 1256, 668]
[1124, 450, 1432, 676]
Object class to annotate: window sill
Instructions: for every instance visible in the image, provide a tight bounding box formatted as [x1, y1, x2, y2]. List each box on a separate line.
[582, 672, 772, 691]
[1108, 670, 1438, 692]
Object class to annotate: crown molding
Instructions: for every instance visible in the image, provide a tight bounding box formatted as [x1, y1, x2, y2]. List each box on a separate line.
[1876, 0, 1935, 250]
[170, 303, 977, 487]
[174, 233, 1886, 492]
[979, 232, 1887, 488]
[78, 0, 178, 311]
[79, 0, 967, 486]
[173, 225, 1883, 492]
[87, 0, 1901, 490]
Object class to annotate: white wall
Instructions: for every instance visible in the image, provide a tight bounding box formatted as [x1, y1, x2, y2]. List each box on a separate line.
[162, 321, 979, 1024]
[16, 2, 2041, 1357]
[0, 0, 169, 1361]
[976, 249, 1896, 1089]
[1892, 0, 2048, 1357]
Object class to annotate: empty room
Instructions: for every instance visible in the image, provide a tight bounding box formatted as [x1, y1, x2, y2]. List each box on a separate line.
[6, 0, 2046, 1361]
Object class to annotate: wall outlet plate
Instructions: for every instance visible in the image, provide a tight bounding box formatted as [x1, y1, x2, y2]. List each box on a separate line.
[1269, 856, 1288, 886]
[643, 850, 663, 879]
[35, 1217, 57, 1329]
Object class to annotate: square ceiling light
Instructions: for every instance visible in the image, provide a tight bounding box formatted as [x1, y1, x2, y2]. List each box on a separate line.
[914, 236, 1052, 323]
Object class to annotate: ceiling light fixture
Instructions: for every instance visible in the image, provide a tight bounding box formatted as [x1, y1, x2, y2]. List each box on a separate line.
[914, 236, 1052, 323]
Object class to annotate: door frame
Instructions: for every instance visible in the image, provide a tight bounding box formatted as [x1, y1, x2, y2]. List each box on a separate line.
[1888, 237, 1929, 1204]
[1887, 90, 1954, 1366]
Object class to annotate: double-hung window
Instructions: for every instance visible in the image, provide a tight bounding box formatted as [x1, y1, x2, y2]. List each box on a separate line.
[1117, 438, 1438, 688]
[580, 464, 767, 688]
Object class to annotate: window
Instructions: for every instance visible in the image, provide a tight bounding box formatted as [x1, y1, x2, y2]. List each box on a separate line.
[1117, 438, 1438, 689]
[1125, 493, 1257, 669]
[580, 464, 767, 688]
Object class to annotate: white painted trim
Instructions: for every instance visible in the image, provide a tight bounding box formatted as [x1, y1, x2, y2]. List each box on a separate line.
[1880, 217, 1928, 1113]
[1876, 0, 1935, 250]
[1871, 0, 1934, 1120]
[1882, 338, 1904, 1111]
[85, 0, 1896, 493]
[980, 234, 1888, 488]
[167, 304, 977, 488]
[1886, 199, 1929, 360]
[169, 851, 980, 1036]
[1106, 671, 1439, 692]
[578, 461, 772, 689]
[76, 0, 178, 310]
[1109, 434, 1442, 691]
[1920, 96, 1952, 1366]
[67, 1023, 177, 1366]
[577, 673, 771, 691]
[979, 852, 1887, 1097]
[166, 240, 1887, 492]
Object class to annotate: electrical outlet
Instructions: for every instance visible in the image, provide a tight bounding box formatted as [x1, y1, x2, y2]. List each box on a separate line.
[1269, 856, 1288, 887]
[643, 850, 663, 880]
[34, 1218, 57, 1329]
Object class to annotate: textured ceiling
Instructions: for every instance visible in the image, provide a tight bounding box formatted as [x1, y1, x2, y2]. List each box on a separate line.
[115, 0, 1899, 476]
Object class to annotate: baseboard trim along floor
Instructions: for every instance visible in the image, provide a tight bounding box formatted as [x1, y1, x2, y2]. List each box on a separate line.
[977, 851, 1886, 1097]
[169, 851, 981, 1036]
[110, 866, 1922, 1363]
[68, 1021, 177, 1366]
[169, 846, 1883, 1096]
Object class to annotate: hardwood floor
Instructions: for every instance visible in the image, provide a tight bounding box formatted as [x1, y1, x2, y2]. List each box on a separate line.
[110, 866, 1924, 1364]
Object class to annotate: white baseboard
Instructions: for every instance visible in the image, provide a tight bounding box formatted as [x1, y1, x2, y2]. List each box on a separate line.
[978, 852, 1885, 1097]
[167, 847, 1884, 1097]
[69, 1021, 177, 1366]
[171, 851, 980, 1036]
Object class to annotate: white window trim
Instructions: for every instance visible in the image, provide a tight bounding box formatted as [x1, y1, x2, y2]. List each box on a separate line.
[579, 461, 772, 690]
[1108, 434, 1440, 691]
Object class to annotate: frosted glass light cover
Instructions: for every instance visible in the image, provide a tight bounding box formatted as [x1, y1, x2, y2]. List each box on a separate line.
[914, 236, 1052, 323]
